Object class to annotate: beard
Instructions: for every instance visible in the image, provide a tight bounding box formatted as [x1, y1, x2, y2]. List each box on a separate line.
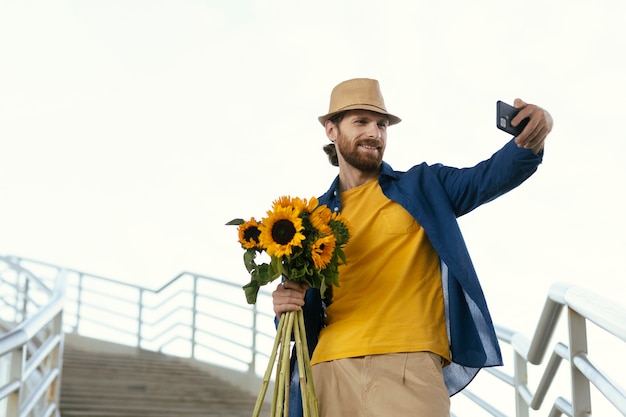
[335, 131, 383, 173]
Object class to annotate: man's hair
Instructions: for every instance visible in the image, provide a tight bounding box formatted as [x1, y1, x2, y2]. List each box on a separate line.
[322, 112, 345, 167]
[323, 143, 339, 167]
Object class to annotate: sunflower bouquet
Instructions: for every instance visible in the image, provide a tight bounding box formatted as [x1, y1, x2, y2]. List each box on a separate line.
[228, 195, 350, 417]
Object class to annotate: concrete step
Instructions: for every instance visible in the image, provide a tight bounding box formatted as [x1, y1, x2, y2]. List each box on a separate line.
[60, 339, 271, 417]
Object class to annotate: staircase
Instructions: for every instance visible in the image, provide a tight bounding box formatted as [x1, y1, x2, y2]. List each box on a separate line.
[60, 338, 272, 417]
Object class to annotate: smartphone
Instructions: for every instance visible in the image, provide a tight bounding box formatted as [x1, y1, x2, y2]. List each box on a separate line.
[496, 100, 528, 136]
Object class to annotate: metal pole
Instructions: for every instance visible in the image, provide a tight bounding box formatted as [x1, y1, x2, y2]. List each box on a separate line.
[191, 275, 198, 358]
[50, 310, 64, 414]
[514, 351, 530, 417]
[75, 273, 84, 333]
[250, 303, 257, 375]
[20, 272, 29, 322]
[138, 289, 144, 349]
[568, 307, 592, 417]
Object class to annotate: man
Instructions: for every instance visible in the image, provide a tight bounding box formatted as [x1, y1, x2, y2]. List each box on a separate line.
[273, 78, 553, 416]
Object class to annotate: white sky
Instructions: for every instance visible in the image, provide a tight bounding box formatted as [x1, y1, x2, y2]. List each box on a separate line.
[1, 0, 625, 414]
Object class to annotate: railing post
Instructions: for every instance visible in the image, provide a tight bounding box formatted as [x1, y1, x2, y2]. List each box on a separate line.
[250, 303, 257, 375]
[137, 288, 144, 349]
[514, 351, 530, 417]
[75, 273, 84, 333]
[6, 346, 24, 417]
[50, 269, 66, 411]
[191, 275, 198, 359]
[49, 310, 64, 412]
[20, 272, 30, 321]
[568, 307, 592, 417]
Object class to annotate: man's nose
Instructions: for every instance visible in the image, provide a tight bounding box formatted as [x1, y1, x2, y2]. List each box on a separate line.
[367, 122, 382, 138]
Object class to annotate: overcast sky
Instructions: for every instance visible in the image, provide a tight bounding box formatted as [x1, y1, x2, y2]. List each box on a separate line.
[1, 1, 625, 414]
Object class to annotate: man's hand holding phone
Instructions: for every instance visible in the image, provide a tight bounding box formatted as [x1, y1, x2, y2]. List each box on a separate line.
[497, 98, 553, 154]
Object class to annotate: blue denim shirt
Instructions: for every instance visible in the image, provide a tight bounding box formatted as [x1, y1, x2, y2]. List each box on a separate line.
[288, 139, 543, 415]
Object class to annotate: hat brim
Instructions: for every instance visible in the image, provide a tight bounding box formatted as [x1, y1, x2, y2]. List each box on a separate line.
[318, 104, 402, 126]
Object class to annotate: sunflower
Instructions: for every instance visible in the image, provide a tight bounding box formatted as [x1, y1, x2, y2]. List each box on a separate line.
[274, 195, 297, 210]
[330, 211, 352, 246]
[273, 195, 319, 217]
[238, 218, 263, 249]
[229, 194, 351, 305]
[303, 196, 319, 213]
[310, 235, 336, 269]
[309, 205, 333, 235]
[330, 210, 349, 226]
[259, 206, 305, 257]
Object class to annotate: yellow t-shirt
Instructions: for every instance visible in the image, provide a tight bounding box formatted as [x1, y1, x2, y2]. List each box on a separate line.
[311, 178, 450, 365]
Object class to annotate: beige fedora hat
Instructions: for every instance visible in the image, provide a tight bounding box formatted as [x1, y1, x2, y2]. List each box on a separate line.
[318, 78, 401, 126]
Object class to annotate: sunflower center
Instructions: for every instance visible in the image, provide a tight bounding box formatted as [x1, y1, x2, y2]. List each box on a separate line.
[272, 219, 297, 245]
[244, 227, 261, 243]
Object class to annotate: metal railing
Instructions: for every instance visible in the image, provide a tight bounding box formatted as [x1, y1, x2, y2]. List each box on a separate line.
[2, 255, 625, 416]
[0, 256, 65, 417]
[3, 256, 277, 378]
[453, 283, 626, 417]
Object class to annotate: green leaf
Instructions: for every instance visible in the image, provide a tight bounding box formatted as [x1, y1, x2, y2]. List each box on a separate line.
[257, 262, 281, 285]
[226, 218, 244, 226]
[336, 248, 347, 265]
[272, 256, 285, 277]
[243, 249, 258, 273]
[319, 280, 328, 299]
[243, 281, 260, 304]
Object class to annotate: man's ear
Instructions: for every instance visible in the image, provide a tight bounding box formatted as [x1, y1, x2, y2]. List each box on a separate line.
[325, 120, 337, 141]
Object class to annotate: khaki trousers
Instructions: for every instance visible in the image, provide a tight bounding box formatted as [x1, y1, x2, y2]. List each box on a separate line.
[311, 352, 450, 417]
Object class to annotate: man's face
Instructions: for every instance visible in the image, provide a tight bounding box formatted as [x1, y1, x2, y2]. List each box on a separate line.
[331, 110, 389, 173]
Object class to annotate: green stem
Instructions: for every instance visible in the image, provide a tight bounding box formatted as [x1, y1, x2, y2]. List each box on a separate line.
[270, 315, 285, 417]
[293, 310, 310, 417]
[252, 313, 285, 417]
[276, 311, 294, 417]
[298, 308, 319, 417]
[256, 310, 319, 417]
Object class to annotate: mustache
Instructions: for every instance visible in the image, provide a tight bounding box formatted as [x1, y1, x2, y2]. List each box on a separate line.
[356, 139, 383, 148]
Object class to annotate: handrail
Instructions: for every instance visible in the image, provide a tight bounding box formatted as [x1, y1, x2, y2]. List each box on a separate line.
[0, 256, 65, 417]
[9, 256, 276, 377]
[453, 282, 626, 417]
[4, 255, 625, 417]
